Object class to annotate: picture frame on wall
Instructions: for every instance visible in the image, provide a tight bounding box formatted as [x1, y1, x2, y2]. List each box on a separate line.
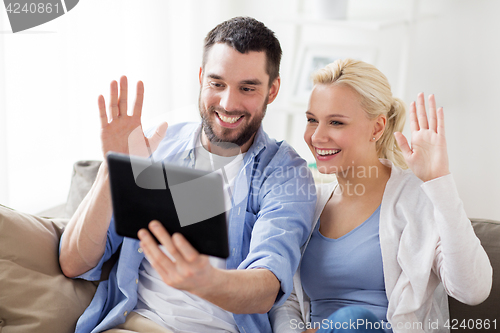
[291, 44, 377, 105]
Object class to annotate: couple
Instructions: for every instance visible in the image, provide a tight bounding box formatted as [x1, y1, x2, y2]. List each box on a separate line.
[59, 17, 492, 333]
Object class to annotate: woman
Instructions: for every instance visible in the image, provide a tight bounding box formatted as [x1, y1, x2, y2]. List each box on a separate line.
[270, 59, 492, 333]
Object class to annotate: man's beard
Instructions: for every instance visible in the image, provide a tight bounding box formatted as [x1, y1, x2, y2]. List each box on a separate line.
[199, 95, 267, 149]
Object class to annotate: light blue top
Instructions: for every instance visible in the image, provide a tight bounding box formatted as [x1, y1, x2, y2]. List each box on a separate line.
[62, 122, 316, 333]
[300, 205, 389, 326]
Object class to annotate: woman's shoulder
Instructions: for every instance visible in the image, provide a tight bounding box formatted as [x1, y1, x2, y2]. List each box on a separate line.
[382, 160, 433, 209]
[312, 180, 338, 220]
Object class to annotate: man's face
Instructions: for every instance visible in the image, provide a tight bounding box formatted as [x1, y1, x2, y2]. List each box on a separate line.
[199, 43, 279, 151]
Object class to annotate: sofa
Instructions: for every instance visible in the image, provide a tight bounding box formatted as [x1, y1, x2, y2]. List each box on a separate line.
[0, 161, 498, 333]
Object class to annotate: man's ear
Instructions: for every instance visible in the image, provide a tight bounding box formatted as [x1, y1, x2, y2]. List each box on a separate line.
[373, 114, 387, 141]
[267, 76, 281, 104]
[199, 67, 203, 85]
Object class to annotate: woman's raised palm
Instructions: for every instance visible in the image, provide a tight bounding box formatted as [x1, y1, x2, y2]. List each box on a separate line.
[394, 93, 450, 182]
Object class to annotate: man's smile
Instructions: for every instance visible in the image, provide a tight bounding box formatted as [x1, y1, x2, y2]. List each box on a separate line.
[214, 111, 245, 128]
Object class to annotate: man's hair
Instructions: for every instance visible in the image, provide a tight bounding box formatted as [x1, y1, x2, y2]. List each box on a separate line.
[202, 16, 282, 86]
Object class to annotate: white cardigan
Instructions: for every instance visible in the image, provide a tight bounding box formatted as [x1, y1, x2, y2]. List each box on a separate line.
[270, 160, 492, 333]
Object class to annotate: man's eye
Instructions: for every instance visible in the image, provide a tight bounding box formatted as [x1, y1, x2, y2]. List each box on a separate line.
[241, 87, 254, 92]
[211, 82, 224, 88]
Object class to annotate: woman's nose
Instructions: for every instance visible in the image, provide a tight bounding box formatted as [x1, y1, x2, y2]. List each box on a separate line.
[311, 123, 329, 143]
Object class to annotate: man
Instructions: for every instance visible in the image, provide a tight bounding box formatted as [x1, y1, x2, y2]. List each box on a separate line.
[59, 17, 316, 333]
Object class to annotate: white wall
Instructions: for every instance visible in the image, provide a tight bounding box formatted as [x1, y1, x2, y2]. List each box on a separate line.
[406, 0, 500, 220]
[271, 0, 500, 220]
[1, 0, 499, 219]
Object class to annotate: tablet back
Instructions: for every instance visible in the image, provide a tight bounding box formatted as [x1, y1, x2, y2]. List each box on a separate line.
[107, 152, 229, 258]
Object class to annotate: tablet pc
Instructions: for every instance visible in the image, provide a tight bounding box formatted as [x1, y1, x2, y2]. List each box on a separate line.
[107, 152, 229, 258]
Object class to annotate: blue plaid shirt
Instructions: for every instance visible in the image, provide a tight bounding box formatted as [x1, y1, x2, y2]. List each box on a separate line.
[68, 122, 316, 333]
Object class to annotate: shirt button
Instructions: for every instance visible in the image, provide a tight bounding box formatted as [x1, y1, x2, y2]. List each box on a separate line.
[135, 279, 139, 284]
[124, 311, 128, 316]
[138, 247, 143, 253]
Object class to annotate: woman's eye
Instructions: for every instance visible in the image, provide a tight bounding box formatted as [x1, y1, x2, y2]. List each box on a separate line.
[307, 118, 317, 123]
[331, 121, 343, 125]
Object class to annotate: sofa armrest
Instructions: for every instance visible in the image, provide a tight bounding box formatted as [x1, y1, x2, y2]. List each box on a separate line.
[448, 218, 500, 323]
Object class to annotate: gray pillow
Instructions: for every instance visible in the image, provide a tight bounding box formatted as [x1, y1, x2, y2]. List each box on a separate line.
[64, 160, 102, 218]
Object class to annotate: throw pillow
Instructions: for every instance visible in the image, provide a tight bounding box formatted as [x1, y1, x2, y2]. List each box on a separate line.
[0, 204, 96, 333]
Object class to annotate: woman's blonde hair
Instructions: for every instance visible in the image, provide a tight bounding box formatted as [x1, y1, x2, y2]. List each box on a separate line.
[312, 58, 408, 169]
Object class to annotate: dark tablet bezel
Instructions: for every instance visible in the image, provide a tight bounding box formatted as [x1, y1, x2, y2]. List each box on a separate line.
[106, 152, 230, 259]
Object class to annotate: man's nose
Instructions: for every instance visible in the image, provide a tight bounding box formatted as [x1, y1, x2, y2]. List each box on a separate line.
[219, 88, 240, 112]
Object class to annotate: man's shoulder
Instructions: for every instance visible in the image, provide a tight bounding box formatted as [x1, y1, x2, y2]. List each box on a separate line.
[254, 133, 312, 186]
[145, 121, 199, 138]
[149, 122, 200, 160]
[163, 122, 200, 140]
[154, 122, 200, 147]
[261, 136, 308, 168]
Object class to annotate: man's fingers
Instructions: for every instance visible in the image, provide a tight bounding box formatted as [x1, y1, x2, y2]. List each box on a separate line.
[428, 94, 437, 133]
[132, 81, 144, 119]
[416, 92, 429, 130]
[119, 76, 128, 116]
[147, 122, 169, 152]
[98, 95, 108, 127]
[172, 233, 199, 263]
[109, 80, 119, 119]
[138, 227, 176, 274]
[147, 221, 183, 264]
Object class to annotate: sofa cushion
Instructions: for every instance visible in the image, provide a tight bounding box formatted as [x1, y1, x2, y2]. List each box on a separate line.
[0, 204, 97, 333]
[448, 218, 500, 324]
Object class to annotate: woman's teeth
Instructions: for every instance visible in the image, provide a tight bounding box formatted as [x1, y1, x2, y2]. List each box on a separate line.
[217, 112, 242, 124]
[317, 149, 341, 156]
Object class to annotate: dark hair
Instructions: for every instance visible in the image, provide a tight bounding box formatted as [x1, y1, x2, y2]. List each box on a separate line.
[202, 16, 282, 86]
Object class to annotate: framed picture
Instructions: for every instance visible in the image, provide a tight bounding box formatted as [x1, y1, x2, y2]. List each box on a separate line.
[291, 44, 377, 104]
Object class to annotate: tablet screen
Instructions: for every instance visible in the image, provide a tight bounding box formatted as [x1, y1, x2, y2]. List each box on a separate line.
[107, 152, 230, 258]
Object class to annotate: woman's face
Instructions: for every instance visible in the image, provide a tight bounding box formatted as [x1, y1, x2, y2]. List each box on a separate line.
[304, 84, 384, 175]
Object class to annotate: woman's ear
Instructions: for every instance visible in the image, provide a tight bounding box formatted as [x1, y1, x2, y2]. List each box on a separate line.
[372, 114, 387, 141]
